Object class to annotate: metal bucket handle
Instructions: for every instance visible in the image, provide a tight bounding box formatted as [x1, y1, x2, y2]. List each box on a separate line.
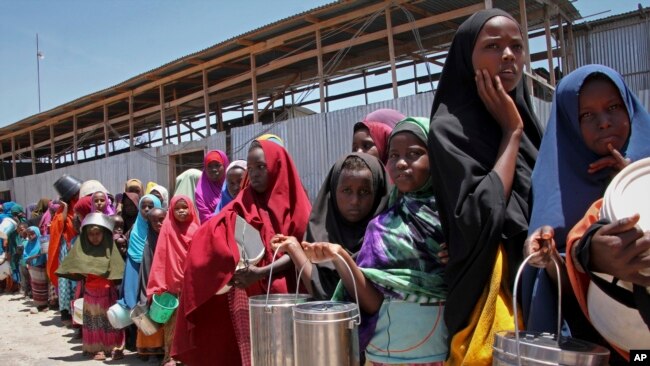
[264, 243, 290, 307]
[295, 251, 361, 326]
[512, 250, 563, 366]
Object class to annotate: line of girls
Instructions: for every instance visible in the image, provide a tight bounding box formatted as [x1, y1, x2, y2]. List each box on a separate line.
[3, 8, 648, 365]
[168, 8, 649, 366]
[0, 153, 249, 364]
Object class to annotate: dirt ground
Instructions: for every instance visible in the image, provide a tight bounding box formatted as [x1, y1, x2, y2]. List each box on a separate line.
[0, 291, 159, 366]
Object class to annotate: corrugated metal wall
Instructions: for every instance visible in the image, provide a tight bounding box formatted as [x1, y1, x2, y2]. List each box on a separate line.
[5, 132, 227, 206]
[573, 18, 650, 93]
[8, 87, 650, 207]
[229, 92, 436, 201]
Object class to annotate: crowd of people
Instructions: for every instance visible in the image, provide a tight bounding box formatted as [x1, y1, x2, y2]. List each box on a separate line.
[0, 8, 649, 366]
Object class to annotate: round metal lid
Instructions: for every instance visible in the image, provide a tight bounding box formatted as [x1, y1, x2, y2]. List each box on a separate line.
[249, 293, 312, 306]
[493, 331, 610, 365]
[293, 301, 359, 322]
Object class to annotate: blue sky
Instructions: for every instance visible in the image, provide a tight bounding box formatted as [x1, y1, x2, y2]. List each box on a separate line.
[1, 0, 649, 127]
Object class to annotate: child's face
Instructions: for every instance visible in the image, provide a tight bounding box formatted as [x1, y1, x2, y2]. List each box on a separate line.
[471, 16, 525, 93]
[206, 161, 225, 183]
[351, 127, 379, 159]
[173, 199, 190, 223]
[127, 184, 142, 196]
[140, 198, 155, 217]
[578, 78, 631, 156]
[151, 190, 164, 205]
[226, 168, 245, 197]
[247, 147, 269, 194]
[17, 225, 28, 238]
[387, 132, 430, 194]
[336, 168, 375, 223]
[27, 229, 37, 242]
[86, 226, 104, 246]
[149, 209, 166, 233]
[113, 219, 124, 235]
[93, 192, 107, 211]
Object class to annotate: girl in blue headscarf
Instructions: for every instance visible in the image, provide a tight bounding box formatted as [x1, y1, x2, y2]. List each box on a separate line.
[23, 226, 49, 311]
[524, 65, 650, 352]
[118, 194, 162, 310]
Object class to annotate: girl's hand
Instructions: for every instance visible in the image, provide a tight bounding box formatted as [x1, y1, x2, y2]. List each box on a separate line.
[475, 69, 523, 133]
[590, 214, 650, 286]
[588, 144, 631, 175]
[230, 265, 263, 288]
[270, 234, 300, 254]
[524, 226, 557, 268]
[60, 201, 68, 209]
[301, 242, 342, 264]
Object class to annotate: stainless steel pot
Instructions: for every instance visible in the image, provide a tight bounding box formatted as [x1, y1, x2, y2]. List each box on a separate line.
[493, 331, 609, 366]
[493, 253, 610, 365]
[249, 293, 311, 366]
[293, 300, 360, 366]
[249, 245, 313, 366]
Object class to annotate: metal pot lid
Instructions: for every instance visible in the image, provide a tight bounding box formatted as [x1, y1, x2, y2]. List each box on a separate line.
[293, 301, 359, 321]
[249, 293, 312, 306]
[494, 331, 610, 365]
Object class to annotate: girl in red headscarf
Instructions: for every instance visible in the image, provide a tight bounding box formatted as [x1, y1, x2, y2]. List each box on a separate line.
[352, 108, 404, 165]
[172, 141, 311, 366]
[147, 195, 199, 366]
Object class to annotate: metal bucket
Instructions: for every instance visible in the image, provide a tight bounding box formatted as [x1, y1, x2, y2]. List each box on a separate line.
[293, 301, 360, 366]
[249, 244, 313, 366]
[292, 251, 360, 366]
[492, 253, 610, 365]
[493, 331, 609, 365]
[250, 293, 311, 366]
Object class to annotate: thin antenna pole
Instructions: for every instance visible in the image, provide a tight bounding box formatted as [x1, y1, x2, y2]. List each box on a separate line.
[36, 33, 42, 113]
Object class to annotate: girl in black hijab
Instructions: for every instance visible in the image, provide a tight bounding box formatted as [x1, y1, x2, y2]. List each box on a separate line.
[274, 152, 390, 300]
[427, 9, 543, 364]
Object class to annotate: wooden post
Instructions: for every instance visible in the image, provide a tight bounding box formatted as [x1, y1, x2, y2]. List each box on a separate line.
[557, 13, 566, 77]
[202, 69, 211, 136]
[29, 131, 36, 174]
[50, 124, 55, 169]
[316, 29, 326, 113]
[11, 137, 16, 178]
[413, 61, 419, 94]
[385, 6, 398, 99]
[216, 101, 224, 132]
[544, 5, 556, 86]
[484, 0, 492, 8]
[363, 70, 369, 104]
[73, 114, 78, 164]
[567, 22, 575, 72]
[519, 0, 534, 92]
[173, 88, 181, 144]
[103, 104, 109, 157]
[251, 54, 259, 123]
[160, 85, 167, 145]
[129, 94, 135, 150]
